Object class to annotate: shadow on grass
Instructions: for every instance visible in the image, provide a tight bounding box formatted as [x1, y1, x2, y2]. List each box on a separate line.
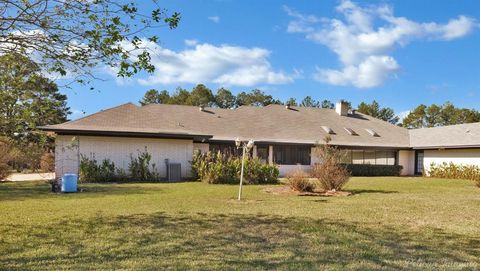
[1, 212, 479, 270]
[0, 181, 165, 202]
[347, 189, 398, 195]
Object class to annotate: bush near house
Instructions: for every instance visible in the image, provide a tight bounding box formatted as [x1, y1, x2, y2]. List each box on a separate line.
[79, 149, 161, 183]
[190, 150, 279, 184]
[311, 137, 351, 191]
[286, 168, 314, 192]
[344, 164, 403, 176]
[428, 162, 480, 187]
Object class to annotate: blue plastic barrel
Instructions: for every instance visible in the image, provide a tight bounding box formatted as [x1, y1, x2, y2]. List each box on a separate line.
[61, 174, 78, 193]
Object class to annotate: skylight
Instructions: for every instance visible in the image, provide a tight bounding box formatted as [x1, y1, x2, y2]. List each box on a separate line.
[365, 128, 380, 137]
[344, 127, 358, 136]
[322, 126, 335, 134]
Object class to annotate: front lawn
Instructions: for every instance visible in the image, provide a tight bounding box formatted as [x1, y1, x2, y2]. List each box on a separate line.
[1, 177, 479, 270]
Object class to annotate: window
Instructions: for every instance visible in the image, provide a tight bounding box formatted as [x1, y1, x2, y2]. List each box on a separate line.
[375, 151, 387, 165]
[364, 150, 375, 164]
[256, 145, 268, 164]
[341, 149, 352, 164]
[386, 151, 396, 165]
[273, 145, 310, 165]
[352, 150, 364, 164]
[209, 143, 242, 156]
[343, 149, 397, 165]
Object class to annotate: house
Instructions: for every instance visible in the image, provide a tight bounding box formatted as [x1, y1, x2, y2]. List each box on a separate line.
[40, 101, 480, 179]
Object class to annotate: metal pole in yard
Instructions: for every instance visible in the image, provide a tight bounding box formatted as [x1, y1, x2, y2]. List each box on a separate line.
[238, 145, 246, 201]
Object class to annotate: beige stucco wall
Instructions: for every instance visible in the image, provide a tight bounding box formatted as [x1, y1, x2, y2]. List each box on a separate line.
[398, 150, 415, 176]
[423, 149, 480, 174]
[55, 135, 194, 179]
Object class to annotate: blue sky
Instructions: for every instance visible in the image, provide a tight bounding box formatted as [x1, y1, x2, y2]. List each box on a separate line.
[64, 0, 480, 120]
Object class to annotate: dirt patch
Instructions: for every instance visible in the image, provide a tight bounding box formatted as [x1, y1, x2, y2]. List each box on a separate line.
[263, 186, 352, 197]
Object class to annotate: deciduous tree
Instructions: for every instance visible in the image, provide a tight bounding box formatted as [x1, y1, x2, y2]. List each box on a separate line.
[0, 0, 180, 84]
[0, 53, 69, 142]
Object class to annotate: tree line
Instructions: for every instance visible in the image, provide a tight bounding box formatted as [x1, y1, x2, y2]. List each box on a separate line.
[140, 84, 480, 127]
[140, 84, 338, 109]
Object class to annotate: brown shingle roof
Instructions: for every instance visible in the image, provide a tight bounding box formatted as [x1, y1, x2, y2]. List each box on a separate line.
[42, 103, 411, 148]
[409, 123, 480, 149]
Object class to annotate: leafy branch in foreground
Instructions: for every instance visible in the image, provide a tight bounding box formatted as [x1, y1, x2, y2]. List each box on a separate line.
[0, 0, 180, 85]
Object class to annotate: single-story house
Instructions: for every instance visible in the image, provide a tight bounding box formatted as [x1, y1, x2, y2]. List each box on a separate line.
[40, 101, 480, 179]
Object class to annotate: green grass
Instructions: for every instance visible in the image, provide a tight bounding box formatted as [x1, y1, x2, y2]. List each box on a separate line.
[1, 177, 479, 270]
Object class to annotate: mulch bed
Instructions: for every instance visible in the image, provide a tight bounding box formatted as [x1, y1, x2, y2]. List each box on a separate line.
[263, 186, 352, 197]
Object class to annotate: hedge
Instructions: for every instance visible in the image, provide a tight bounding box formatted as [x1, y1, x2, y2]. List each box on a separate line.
[343, 164, 403, 176]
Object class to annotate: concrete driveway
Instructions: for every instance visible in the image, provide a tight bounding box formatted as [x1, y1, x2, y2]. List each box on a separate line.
[4, 173, 55, 182]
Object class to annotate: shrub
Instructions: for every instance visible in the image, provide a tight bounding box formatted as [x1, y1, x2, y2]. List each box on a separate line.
[287, 168, 314, 192]
[79, 155, 116, 182]
[79, 149, 161, 183]
[191, 150, 279, 184]
[428, 162, 480, 187]
[40, 152, 55, 172]
[311, 137, 350, 191]
[344, 164, 403, 176]
[128, 149, 161, 182]
[0, 138, 11, 180]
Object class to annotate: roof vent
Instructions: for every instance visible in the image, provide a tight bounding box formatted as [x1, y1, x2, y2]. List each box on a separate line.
[365, 128, 380, 137]
[285, 104, 291, 109]
[321, 126, 335, 134]
[344, 127, 358, 136]
[199, 105, 205, 112]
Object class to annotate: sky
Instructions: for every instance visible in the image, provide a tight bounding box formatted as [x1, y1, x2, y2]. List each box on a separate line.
[63, 0, 480, 120]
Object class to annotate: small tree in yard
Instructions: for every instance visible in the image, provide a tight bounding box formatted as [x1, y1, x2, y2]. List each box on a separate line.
[311, 136, 350, 191]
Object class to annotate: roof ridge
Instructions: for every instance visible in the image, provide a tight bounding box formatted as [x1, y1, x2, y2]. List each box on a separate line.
[411, 122, 480, 131]
[62, 102, 137, 125]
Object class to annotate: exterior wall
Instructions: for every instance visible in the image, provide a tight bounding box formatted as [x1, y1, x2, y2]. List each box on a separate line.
[193, 143, 209, 153]
[55, 135, 194, 179]
[398, 150, 415, 176]
[423, 148, 480, 174]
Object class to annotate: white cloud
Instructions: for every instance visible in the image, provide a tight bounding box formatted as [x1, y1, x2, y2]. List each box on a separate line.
[121, 39, 295, 86]
[208, 16, 220, 23]
[314, 56, 399, 88]
[286, 0, 477, 88]
[184, 39, 199, 46]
